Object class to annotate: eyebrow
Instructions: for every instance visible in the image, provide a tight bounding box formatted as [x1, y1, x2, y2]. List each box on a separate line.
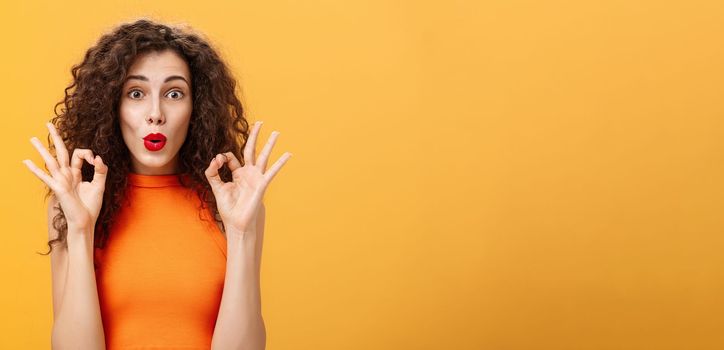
[125, 75, 190, 85]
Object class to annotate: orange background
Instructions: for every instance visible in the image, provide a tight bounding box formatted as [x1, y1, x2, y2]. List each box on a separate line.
[1, 0, 723, 349]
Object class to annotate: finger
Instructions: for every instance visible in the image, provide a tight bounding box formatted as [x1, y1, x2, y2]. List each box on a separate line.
[30, 137, 60, 174]
[46, 122, 70, 168]
[243, 121, 263, 165]
[263, 152, 292, 183]
[70, 149, 95, 184]
[91, 155, 108, 187]
[22, 159, 58, 191]
[222, 152, 243, 173]
[204, 154, 226, 190]
[256, 131, 280, 172]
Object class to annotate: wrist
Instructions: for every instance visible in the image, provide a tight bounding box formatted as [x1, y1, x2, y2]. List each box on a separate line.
[225, 225, 256, 240]
[225, 228, 257, 254]
[66, 226, 95, 250]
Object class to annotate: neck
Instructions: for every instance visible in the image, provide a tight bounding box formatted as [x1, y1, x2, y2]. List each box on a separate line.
[130, 155, 180, 175]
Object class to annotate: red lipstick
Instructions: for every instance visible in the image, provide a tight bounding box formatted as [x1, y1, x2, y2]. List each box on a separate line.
[143, 133, 167, 151]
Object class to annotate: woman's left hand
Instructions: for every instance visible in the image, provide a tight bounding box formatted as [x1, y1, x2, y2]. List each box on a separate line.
[204, 121, 292, 238]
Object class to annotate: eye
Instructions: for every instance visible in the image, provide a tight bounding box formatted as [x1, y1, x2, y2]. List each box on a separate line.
[127, 89, 144, 99]
[166, 90, 184, 99]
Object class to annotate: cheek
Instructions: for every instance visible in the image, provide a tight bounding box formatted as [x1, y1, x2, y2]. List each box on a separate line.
[120, 101, 145, 120]
[119, 103, 143, 143]
[169, 99, 192, 117]
[167, 103, 192, 140]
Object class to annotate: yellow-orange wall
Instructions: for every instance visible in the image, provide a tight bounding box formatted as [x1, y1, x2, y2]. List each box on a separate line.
[2, 0, 723, 349]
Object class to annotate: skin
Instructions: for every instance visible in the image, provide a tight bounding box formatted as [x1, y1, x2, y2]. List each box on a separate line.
[120, 49, 193, 176]
[22, 49, 292, 349]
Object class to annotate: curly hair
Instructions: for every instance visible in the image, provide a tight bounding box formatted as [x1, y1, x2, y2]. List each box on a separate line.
[39, 18, 249, 256]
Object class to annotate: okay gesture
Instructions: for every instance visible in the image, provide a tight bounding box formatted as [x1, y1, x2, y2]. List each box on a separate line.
[204, 121, 291, 237]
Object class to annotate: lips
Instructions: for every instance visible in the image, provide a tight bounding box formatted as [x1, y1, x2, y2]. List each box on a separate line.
[143, 133, 167, 151]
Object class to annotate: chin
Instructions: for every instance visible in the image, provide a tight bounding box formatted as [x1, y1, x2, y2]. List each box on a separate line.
[133, 152, 173, 167]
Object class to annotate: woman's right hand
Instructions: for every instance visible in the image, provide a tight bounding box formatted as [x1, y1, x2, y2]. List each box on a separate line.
[23, 122, 108, 236]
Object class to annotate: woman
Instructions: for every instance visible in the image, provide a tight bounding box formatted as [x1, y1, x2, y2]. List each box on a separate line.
[22, 19, 291, 349]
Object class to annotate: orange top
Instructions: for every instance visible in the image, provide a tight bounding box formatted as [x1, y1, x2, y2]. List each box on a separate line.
[94, 173, 227, 349]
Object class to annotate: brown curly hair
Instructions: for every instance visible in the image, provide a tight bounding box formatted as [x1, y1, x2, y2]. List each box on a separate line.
[39, 18, 249, 256]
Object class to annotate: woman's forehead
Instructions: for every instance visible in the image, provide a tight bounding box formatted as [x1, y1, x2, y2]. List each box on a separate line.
[126, 50, 191, 82]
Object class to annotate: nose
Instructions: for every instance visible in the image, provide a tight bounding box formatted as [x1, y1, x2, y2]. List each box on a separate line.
[146, 98, 164, 125]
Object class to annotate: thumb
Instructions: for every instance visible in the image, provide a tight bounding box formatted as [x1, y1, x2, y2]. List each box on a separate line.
[91, 155, 108, 187]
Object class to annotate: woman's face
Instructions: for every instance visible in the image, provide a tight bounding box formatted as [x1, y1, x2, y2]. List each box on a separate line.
[119, 49, 192, 175]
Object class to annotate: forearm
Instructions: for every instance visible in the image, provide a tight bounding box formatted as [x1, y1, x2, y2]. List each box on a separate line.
[211, 232, 266, 350]
[52, 227, 106, 349]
